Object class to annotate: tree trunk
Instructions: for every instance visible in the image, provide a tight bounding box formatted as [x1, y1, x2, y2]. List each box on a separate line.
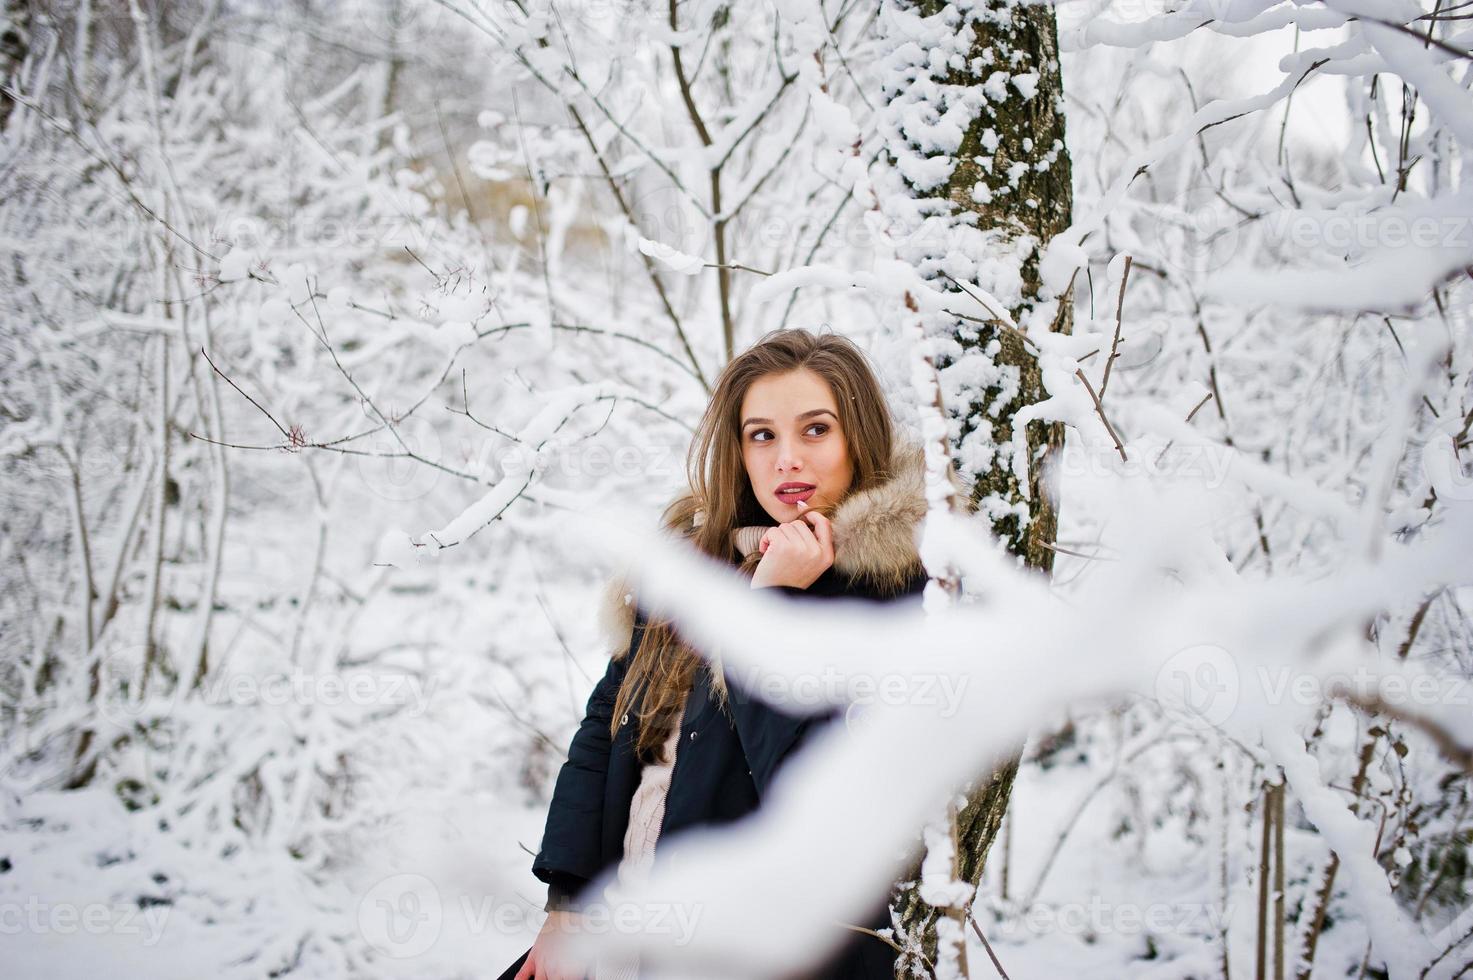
[879, 0, 1074, 973]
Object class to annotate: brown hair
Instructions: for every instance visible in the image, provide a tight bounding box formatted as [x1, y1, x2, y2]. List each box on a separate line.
[609, 327, 902, 764]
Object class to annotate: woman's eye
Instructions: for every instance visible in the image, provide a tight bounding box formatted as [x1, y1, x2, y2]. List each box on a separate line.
[750, 424, 828, 442]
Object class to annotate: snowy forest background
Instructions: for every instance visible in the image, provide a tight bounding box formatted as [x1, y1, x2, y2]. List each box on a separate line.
[2, 0, 1471, 977]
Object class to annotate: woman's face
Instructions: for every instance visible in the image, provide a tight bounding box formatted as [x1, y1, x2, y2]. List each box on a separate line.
[739, 368, 854, 523]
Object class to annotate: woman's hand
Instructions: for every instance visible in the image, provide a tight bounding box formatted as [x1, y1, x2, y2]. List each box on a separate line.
[750, 504, 834, 590]
[515, 909, 588, 980]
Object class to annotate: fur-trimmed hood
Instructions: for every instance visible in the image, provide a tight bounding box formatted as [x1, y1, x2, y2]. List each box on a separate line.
[593, 436, 964, 659]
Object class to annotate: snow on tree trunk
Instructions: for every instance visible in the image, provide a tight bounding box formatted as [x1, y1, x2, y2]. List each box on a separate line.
[873, 0, 1074, 973]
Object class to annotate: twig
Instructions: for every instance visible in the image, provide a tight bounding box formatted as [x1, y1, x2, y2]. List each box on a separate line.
[1347, 12, 1473, 63]
[966, 911, 1013, 980]
[1336, 690, 1473, 773]
[1073, 367, 1129, 461]
[450, 369, 525, 443]
[1040, 540, 1118, 562]
[476, 320, 701, 383]
[561, 105, 711, 390]
[833, 921, 927, 966]
[706, 261, 773, 277]
[667, 0, 736, 359]
[1098, 255, 1131, 402]
[1152, 391, 1216, 468]
[511, 87, 558, 331]
[941, 272, 1034, 351]
[198, 346, 292, 442]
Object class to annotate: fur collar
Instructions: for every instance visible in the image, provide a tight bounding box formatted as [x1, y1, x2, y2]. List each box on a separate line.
[595, 437, 958, 660]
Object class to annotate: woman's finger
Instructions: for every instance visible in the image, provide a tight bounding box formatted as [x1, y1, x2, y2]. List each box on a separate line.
[768, 523, 796, 558]
[783, 521, 811, 544]
[804, 510, 834, 558]
[785, 519, 819, 557]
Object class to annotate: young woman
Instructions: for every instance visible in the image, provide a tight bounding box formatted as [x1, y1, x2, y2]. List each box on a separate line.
[504, 328, 965, 980]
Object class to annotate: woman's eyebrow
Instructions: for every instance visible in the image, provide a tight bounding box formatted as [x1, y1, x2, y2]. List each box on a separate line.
[741, 408, 837, 428]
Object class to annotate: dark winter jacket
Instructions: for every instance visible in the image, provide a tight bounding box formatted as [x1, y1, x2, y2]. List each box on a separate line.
[530, 437, 959, 979]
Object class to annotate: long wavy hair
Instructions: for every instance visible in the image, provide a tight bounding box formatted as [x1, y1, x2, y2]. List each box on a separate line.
[609, 327, 903, 765]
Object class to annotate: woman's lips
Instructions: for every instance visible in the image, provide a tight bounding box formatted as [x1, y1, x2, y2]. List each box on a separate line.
[775, 485, 816, 505]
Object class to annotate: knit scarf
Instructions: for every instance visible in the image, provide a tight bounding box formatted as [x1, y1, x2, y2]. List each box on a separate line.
[729, 524, 774, 561]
